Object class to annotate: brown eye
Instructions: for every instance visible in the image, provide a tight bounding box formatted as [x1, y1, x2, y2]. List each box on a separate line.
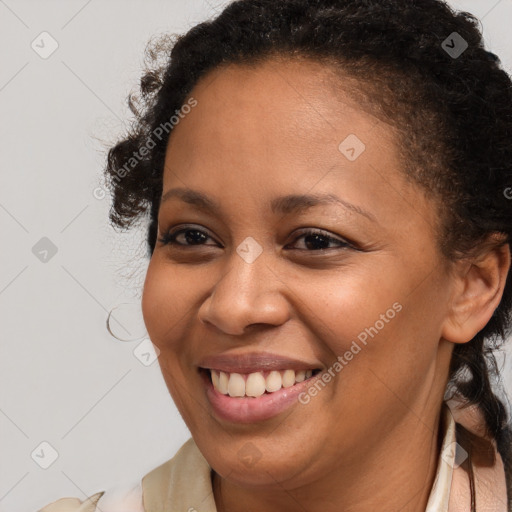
[158, 226, 219, 247]
[286, 229, 352, 251]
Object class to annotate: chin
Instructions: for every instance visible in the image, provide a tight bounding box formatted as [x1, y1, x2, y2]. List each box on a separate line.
[195, 430, 319, 488]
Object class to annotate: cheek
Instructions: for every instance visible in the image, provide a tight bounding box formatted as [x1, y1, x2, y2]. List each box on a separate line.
[141, 257, 194, 351]
[141, 260, 166, 343]
[300, 266, 441, 387]
[295, 269, 402, 351]
[141, 259, 205, 423]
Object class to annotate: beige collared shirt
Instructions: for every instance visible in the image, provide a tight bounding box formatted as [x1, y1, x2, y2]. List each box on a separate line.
[38, 403, 507, 512]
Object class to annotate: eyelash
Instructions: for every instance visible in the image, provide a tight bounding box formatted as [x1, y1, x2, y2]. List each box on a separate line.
[157, 225, 353, 251]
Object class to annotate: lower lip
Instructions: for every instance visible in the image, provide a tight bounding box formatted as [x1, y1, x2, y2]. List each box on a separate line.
[200, 370, 319, 424]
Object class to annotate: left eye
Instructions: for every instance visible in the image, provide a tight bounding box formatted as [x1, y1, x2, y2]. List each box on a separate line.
[286, 230, 351, 251]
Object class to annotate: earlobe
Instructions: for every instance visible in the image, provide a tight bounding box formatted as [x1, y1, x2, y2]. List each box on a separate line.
[441, 239, 510, 345]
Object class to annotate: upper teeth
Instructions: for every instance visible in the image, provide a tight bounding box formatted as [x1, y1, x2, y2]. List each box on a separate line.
[210, 369, 313, 398]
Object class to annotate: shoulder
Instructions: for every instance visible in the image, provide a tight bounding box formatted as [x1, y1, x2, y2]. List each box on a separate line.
[36, 440, 203, 512]
[38, 481, 144, 512]
[37, 440, 203, 512]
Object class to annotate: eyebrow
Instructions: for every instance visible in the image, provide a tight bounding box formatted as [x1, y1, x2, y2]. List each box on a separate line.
[160, 187, 377, 223]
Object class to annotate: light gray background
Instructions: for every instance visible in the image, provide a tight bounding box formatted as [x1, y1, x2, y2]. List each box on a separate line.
[1, 1, 511, 511]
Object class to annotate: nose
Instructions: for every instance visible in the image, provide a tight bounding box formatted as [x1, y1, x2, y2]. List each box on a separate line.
[197, 249, 291, 336]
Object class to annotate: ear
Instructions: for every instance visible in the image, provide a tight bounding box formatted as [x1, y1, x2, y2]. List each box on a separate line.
[441, 237, 511, 344]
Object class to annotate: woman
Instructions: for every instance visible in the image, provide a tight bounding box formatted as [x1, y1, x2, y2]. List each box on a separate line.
[39, 0, 512, 510]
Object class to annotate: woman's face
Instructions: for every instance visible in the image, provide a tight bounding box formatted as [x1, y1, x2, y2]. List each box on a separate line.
[142, 57, 456, 489]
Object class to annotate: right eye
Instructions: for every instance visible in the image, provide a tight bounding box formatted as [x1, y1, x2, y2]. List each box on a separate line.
[158, 225, 221, 247]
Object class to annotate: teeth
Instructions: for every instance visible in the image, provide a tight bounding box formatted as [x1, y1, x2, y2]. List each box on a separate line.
[227, 373, 245, 397]
[211, 369, 220, 390]
[245, 372, 266, 397]
[266, 370, 282, 392]
[218, 371, 229, 394]
[282, 369, 295, 388]
[210, 368, 316, 397]
[295, 370, 306, 382]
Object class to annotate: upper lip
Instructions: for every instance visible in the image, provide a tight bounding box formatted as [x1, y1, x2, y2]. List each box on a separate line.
[198, 351, 321, 374]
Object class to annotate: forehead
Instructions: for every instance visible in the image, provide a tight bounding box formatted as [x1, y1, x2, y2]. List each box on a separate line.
[179, 56, 380, 140]
[161, 57, 439, 237]
[164, 57, 395, 180]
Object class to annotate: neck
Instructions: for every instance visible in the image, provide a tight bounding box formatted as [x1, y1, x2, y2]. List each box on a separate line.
[213, 405, 444, 512]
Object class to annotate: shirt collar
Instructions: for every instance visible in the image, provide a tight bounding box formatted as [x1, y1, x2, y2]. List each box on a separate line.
[425, 402, 456, 512]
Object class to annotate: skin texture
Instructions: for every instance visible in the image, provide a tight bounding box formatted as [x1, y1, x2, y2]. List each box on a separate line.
[141, 57, 510, 512]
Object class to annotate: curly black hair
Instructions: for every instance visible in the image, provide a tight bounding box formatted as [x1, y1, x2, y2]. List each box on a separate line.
[103, 0, 512, 508]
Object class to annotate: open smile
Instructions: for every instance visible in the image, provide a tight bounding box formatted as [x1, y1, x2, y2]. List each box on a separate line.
[199, 366, 322, 423]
